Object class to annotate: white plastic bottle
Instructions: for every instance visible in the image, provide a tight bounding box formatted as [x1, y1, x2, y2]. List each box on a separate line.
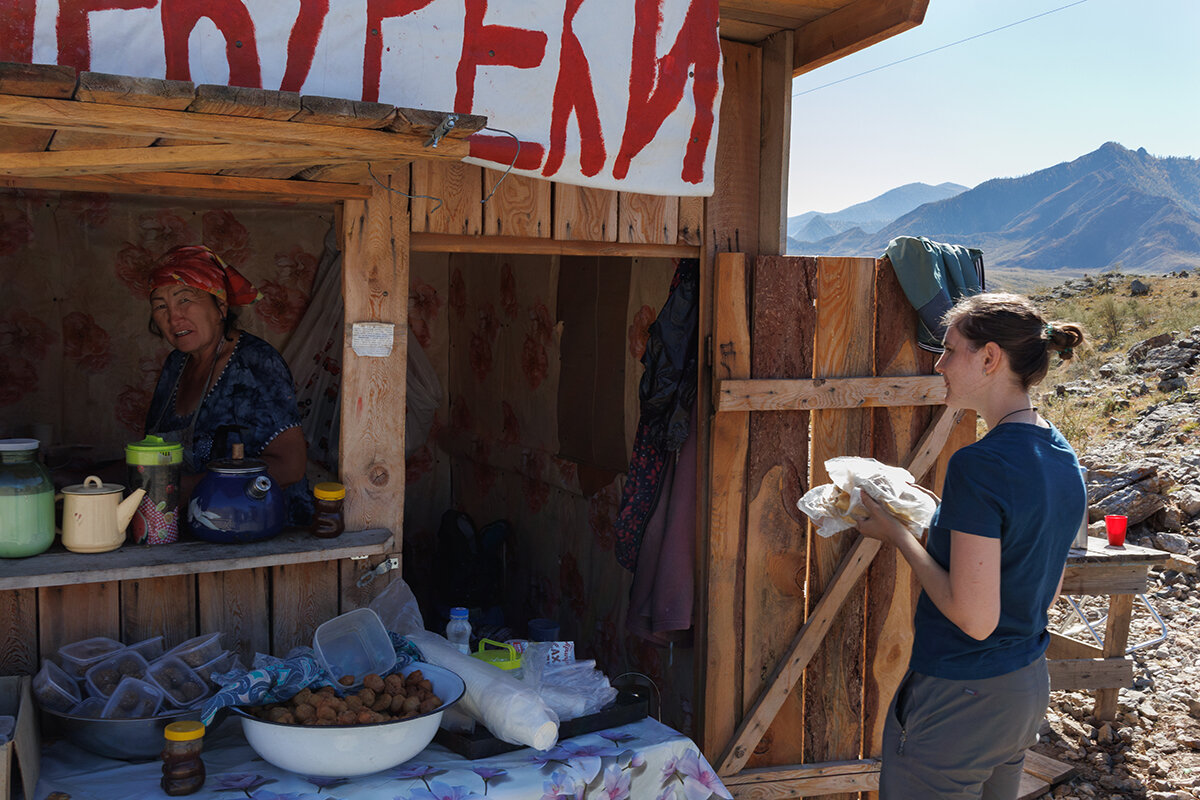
[445, 607, 472, 654]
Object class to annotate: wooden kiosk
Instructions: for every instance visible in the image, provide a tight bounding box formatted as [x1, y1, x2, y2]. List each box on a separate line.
[0, 2, 1055, 797]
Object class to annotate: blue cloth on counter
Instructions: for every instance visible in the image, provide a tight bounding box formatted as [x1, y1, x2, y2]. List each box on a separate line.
[199, 636, 423, 726]
[882, 236, 985, 352]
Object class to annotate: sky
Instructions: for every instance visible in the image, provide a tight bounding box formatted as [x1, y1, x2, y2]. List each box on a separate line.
[787, 0, 1200, 215]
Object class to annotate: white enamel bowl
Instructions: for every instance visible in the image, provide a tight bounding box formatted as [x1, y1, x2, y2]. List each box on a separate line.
[233, 661, 464, 777]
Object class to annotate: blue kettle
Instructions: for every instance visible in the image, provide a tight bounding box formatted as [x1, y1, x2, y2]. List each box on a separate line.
[187, 443, 285, 543]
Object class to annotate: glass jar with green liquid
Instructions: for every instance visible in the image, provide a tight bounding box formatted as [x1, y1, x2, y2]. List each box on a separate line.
[0, 438, 55, 558]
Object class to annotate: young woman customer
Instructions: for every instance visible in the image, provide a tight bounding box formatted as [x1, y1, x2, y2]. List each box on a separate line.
[856, 292, 1087, 799]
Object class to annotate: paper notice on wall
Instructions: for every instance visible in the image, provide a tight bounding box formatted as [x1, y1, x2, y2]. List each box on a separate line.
[351, 322, 395, 357]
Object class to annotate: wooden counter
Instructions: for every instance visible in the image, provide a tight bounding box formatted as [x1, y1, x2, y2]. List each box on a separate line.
[0, 528, 394, 591]
[1049, 536, 1173, 720]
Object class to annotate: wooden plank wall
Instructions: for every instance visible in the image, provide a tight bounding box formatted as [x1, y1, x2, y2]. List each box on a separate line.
[409, 161, 699, 249]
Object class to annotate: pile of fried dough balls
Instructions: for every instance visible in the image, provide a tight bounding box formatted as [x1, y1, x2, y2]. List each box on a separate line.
[248, 670, 443, 726]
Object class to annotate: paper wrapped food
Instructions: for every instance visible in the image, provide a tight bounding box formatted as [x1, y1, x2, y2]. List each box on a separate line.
[796, 456, 936, 538]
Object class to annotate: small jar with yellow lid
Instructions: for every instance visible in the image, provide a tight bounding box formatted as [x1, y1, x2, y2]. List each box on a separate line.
[161, 720, 205, 795]
[310, 482, 346, 539]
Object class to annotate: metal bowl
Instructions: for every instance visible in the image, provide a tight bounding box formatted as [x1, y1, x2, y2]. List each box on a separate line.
[233, 661, 464, 777]
[43, 705, 226, 761]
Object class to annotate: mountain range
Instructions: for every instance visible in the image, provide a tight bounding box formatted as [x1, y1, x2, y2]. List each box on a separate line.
[787, 143, 1200, 274]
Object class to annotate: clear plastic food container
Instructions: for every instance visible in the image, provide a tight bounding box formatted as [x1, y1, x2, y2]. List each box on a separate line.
[33, 660, 82, 712]
[84, 650, 150, 699]
[58, 637, 124, 678]
[312, 608, 395, 690]
[71, 696, 107, 718]
[165, 632, 224, 668]
[147, 655, 210, 708]
[101, 676, 165, 719]
[193, 650, 234, 687]
[126, 635, 166, 661]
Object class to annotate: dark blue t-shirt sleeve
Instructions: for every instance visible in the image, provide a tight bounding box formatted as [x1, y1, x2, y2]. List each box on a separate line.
[931, 448, 1007, 539]
[234, 340, 302, 453]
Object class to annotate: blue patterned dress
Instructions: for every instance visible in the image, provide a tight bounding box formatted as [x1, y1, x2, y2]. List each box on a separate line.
[145, 332, 312, 525]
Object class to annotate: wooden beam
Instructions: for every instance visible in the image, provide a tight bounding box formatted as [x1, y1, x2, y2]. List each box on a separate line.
[74, 72, 195, 109]
[725, 759, 881, 798]
[716, 404, 960, 777]
[758, 29, 792, 256]
[719, 375, 945, 412]
[411, 231, 700, 258]
[292, 95, 397, 128]
[0, 171, 370, 202]
[1047, 632, 1104, 660]
[793, 0, 929, 76]
[0, 94, 470, 159]
[0, 63, 76, 98]
[188, 83, 301, 119]
[387, 107, 487, 139]
[1061, 564, 1148, 596]
[1094, 594, 1135, 719]
[0, 143, 358, 178]
[1048, 657, 1132, 692]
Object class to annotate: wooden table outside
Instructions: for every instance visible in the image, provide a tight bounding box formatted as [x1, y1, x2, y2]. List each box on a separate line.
[1048, 536, 1174, 720]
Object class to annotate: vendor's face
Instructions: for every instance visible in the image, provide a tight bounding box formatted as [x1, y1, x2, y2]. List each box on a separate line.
[150, 284, 226, 355]
[935, 325, 986, 409]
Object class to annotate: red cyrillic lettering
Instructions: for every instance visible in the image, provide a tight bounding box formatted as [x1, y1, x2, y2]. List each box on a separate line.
[57, 0, 154, 70]
[161, 0, 262, 87]
[0, 0, 37, 62]
[455, 0, 547, 113]
[542, 0, 605, 178]
[280, 0, 328, 92]
[613, 0, 719, 184]
[362, 0, 436, 103]
[469, 134, 545, 171]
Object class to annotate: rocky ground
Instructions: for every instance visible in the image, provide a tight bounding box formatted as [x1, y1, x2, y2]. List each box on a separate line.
[1027, 274, 1200, 799]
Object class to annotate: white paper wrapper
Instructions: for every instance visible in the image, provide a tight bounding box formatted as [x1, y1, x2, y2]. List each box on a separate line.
[796, 456, 936, 538]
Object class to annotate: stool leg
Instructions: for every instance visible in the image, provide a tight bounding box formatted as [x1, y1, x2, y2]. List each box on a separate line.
[1094, 594, 1134, 721]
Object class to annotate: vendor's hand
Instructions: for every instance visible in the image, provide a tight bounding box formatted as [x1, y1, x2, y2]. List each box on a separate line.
[855, 494, 912, 546]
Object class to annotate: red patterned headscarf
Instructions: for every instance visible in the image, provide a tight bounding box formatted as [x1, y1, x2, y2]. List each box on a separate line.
[149, 245, 260, 306]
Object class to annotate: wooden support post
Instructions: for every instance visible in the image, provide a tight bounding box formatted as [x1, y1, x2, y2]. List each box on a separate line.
[704, 252, 752, 759]
[1094, 593, 1135, 719]
[758, 29, 792, 257]
[339, 167, 410, 537]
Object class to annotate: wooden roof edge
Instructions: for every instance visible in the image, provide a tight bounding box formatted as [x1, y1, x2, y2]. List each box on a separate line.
[791, 0, 929, 77]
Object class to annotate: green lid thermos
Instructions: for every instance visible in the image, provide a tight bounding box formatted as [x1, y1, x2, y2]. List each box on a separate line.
[125, 435, 183, 545]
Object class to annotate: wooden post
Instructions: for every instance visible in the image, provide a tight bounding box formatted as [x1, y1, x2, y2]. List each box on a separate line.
[758, 29, 793, 257]
[1094, 594, 1135, 720]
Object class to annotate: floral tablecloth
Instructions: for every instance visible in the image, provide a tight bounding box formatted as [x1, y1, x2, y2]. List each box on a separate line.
[35, 716, 732, 800]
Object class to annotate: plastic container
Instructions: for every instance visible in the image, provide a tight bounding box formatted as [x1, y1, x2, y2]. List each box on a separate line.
[0, 438, 55, 558]
[59, 637, 124, 678]
[470, 639, 523, 678]
[446, 607, 472, 655]
[310, 482, 346, 539]
[146, 656, 210, 709]
[102, 676, 165, 719]
[85, 650, 150, 699]
[165, 632, 224, 668]
[128, 635, 166, 661]
[71, 696, 107, 718]
[312, 608, 395, 689]
[528, 618, 560, 642]
[161, 720, 206, 795]
[193, 651, 234, 688]
[33, 659, 82, 712]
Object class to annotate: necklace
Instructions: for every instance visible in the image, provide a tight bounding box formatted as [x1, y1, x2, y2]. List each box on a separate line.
[994, 405, 1037, 426]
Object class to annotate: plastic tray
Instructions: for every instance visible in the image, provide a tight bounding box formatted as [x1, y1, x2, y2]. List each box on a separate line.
[58, 637, 124, 678]
[164, 632, 223, 668]
[312, 608, 394, 689]
[33, 660, 81, 713]
[101, 676, 164, 719]
[146, 655, 210, 708]
[84, 650, 150, 699]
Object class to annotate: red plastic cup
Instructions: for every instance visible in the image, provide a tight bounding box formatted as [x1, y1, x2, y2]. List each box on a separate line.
[1105, 515, 1127, 547]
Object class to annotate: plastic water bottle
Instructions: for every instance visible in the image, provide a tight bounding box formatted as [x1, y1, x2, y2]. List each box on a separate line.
[446, 607, 472, 654]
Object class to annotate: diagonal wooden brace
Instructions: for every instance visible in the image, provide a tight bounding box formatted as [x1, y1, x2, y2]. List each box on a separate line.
[716, 406, 964, 776]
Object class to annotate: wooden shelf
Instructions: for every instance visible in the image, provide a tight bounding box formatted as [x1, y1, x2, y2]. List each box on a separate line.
[0, 528, 395, 591]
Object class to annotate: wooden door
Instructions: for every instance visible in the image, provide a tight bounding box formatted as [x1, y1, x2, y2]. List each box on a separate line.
[701, 253, 975, 798]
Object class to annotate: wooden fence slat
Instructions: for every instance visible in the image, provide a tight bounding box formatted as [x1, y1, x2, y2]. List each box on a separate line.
[553, 184, 617, 242]
[743, 255, 816, 769]
[412, 160, 483, 236]
[618, 192, 678, 245]
[119, 576, 197, 649]
[198, 569, 269, 667]
[0, 590, 38, 674]
[678, 196, 703, 247]
[483, 169, 550, 238]
[271, 563, 339, 656]
[804, 258, 875, 796]
[704, 252, 752, 762]
[37, 583, 120, 660]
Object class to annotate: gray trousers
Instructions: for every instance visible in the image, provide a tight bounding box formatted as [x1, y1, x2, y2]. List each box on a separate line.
[879, 656, 1049, 800]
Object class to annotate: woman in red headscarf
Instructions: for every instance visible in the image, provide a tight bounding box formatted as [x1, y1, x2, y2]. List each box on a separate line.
[144, 245, 311, 523]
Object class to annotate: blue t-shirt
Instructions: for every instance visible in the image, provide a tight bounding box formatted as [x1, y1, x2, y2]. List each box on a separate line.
[909, 421, 1084, 680]
[145, 332, 312, 525]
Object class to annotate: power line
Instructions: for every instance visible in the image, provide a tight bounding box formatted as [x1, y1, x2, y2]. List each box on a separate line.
[792, 0, 1092, 97]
